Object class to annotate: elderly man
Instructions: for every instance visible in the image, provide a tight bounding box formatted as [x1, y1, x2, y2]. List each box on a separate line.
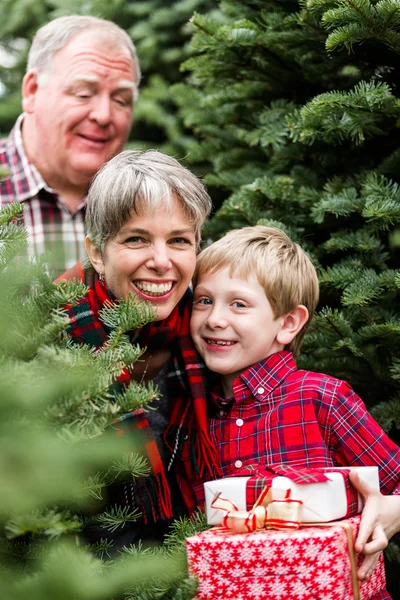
[0, 16, 140, 277]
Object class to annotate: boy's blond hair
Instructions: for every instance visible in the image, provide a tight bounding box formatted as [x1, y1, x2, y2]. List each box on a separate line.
[194, 226, 319, 356]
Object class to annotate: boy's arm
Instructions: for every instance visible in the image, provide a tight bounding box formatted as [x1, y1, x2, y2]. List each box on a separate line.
[350, 471, 400, 581]
[328, 380, 400, 495]
[327, 381, 400, 579]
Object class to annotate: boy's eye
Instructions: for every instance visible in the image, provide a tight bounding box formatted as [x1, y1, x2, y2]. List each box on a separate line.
[194, 296, 212, 305]
[233, 301, 246, 308]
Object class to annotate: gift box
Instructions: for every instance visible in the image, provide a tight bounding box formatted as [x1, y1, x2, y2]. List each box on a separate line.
[186, 515, 386, 600]
[204, 465, 379, 525]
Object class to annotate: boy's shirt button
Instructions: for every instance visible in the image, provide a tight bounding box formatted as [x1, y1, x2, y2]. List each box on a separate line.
[257, 386, 265, 395]
[235, 460, 243, 468]
[236, 418, 243, 426]
[219, 410, 225, 417]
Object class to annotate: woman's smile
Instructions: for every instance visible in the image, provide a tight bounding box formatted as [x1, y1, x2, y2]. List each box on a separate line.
[91, 194, 197, 321]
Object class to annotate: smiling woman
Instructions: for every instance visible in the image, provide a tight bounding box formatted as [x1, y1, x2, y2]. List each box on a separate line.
[57, 149, 220, 552]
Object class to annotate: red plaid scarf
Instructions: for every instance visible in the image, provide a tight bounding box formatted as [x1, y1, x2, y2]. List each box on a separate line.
[58, 263, 221, 518]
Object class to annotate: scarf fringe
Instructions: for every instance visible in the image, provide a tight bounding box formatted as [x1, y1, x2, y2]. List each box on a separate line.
[120, 471, 173, 524]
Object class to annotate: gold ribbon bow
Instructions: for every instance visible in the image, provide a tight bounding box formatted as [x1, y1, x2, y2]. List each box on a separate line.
[211, 485, 303, 534]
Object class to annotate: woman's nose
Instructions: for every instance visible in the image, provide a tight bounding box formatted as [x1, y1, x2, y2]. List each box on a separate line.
[146, 244, 172, 273]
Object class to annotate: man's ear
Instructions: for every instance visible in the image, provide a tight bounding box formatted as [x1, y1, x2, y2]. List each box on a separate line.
[85, 237, 105, 275]
[22, 70, 40, 113]
[276, 305, 309, 347]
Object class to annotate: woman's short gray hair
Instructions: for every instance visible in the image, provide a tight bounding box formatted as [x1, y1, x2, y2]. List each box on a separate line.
[86, 150, 212, 252]
[28, 16, 141, 98]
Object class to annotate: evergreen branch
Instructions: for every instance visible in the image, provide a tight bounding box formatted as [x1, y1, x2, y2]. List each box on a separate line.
[0, 202, 23, 225]
[82, 474, 105, 502]
[311, 187, 361, 223]
[164, 511, 209, 551]
[370, 396, 400, 432]
[5, 508, 82, 539]
[113, 379, 159, 413]
[341, 270, 383, 306]
[95, 506, 141, 533]
[358, 320, 400, 341]
[99, 295, 157, 335]
[87, 538, 115, 560]
[323, 229, 383, 253]
[107, 453, 151, 483]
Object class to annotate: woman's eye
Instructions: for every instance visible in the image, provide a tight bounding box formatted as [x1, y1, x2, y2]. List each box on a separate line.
[76, 91, 92, 99]
[124, 236, 144, 244]
[171, 237, 192, 245]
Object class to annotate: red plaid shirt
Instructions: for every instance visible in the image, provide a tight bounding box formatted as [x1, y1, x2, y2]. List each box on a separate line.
[0, 115, 86, 278]
[189, 351, 400, 503]
[184, 351, 400, 600]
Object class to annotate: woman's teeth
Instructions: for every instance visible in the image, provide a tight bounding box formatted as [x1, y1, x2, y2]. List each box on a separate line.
[135, 281, 173, 296]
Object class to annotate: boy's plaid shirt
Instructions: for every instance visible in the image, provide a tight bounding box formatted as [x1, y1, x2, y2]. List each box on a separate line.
[182, 351, 399, 600]
[187, 351, 400, 506]
[0, 115, 86, 278]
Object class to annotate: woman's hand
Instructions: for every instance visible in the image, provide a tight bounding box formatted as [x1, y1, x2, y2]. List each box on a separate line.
[349, 470, 400, 580]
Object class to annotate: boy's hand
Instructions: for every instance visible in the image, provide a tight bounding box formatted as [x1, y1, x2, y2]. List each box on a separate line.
[349, 470, 400, 581]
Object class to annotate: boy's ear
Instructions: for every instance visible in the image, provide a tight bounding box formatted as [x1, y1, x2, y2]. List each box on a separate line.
[85, 237, 105, 276]
[276, 305, 309, 346]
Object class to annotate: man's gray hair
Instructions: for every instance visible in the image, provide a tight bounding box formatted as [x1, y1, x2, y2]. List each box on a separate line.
[27, 16, 141, 98]
[86, 150, 212, 251]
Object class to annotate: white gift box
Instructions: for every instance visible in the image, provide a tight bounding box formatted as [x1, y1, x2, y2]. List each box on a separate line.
[204, 466, 379, 526]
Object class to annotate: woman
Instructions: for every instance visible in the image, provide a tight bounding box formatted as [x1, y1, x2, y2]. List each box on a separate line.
[59, 149, 220, 549]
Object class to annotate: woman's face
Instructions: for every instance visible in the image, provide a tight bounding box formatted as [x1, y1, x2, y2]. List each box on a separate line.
[87, 194, 197, 321]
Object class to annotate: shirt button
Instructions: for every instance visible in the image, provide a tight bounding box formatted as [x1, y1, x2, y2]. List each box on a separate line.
[236, 418, 243, 427]
[235, 460, 243, 468]
[219, 410, 225, 417]
[257, 386, 265, 395]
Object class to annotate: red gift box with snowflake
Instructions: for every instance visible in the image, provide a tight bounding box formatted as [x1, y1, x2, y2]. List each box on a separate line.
[186, 515, 386, 600]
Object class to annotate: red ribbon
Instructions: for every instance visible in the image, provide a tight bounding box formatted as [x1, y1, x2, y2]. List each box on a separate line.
[211, 486, 303, 534]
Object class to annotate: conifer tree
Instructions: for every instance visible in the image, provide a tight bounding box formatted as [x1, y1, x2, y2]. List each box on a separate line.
[0, 203, 197, 599]
[173, 0, 400, 591]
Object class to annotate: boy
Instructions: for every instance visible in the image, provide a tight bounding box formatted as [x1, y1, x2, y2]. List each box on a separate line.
[187, 225, 400, 591]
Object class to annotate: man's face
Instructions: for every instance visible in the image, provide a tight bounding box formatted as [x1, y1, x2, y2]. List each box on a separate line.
[22, 30, 136, 192]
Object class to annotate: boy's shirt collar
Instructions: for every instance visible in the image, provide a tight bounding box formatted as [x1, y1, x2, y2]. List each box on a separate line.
[210, 350, 297, 408]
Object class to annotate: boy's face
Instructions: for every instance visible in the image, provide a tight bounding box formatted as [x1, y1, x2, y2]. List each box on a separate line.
[190, 267, 287, 396]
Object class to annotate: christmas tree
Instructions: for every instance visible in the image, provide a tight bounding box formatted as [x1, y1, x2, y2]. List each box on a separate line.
[0, 202, 200, 599]
[173, 0, 400, 592]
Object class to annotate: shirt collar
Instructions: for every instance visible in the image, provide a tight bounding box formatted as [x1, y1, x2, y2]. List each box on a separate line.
[8, 114, 56, 201]
[233, 350, 297, 402]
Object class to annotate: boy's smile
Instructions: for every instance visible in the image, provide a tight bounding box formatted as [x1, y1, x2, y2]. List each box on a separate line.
[190, 267, 287, 397]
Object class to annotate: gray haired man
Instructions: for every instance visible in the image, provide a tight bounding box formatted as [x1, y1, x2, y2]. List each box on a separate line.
[0, 16, 140, 277]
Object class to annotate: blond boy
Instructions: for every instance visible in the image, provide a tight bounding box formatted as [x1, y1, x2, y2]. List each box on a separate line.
[187, 226, 400, 589]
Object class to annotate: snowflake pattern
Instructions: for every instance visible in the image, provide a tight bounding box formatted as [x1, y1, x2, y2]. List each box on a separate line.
[186, 516, 386, 600]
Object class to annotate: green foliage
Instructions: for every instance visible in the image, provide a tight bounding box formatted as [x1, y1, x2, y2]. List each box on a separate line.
[178, 1, 400, 591]
[0, 204, 187, 598]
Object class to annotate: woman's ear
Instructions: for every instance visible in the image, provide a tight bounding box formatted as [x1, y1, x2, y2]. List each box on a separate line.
[276, 305, 309, 347]
[85, 237, 105, 275]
